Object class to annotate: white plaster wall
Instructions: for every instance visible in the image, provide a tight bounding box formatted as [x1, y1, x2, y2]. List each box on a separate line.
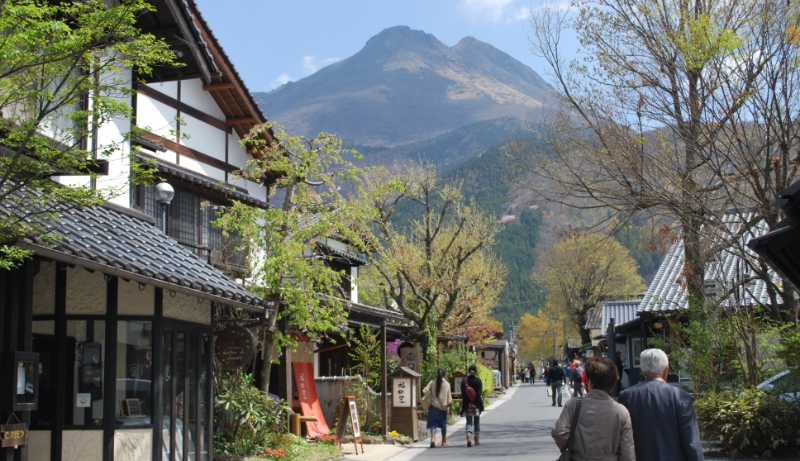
[28, 430, 51, 461]
[163, 291, 210, 324]
[66, 267, 106, 315]
[144, 81, 178, 99]
[91, 67, 133, 208]
[114, 429, 153, 461]
[246, 179, 268, 202]
[118, 280, 155, 315]
[180, 114, 226, 161]
[62, 430, 103, 461]
[179, 155, 226, 182]
[52, 176, 92, 188]
[227, 131, 250, 170]
[180, 79, 226, 119]
[33, 260, 56, 315]
[136, 94, 177, 141]
[142, 147, 178, 165]
[350, 266, 358, 304]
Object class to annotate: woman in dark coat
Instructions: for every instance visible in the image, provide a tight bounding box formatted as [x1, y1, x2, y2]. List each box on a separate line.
[460, 364, 485, 447]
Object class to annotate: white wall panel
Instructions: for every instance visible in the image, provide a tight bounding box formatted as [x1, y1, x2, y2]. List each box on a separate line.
[181, 114, 226, 161]
[136, 95, 177, 141]
[179, 156, 226, 182]
[180, 78, 226, 119]
[227, 131, 250, 170]
[143, 81, 178, 99]
[246, 179, 268, 202]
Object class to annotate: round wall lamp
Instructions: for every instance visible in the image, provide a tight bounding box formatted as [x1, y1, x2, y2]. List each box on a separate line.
[653, 321, 664, 330]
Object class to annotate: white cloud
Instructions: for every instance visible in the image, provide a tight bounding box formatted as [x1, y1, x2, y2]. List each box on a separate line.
[270, 73, 292, 89]
[458, 0, 526, 23]
[270, 55, 340, 90]
[302, 55, 340, 75]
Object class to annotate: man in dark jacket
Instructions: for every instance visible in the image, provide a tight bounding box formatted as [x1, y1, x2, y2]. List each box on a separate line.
[461, 364, 484, 447]
[618, 349, 704, 461]
[547, 359, 566, 406]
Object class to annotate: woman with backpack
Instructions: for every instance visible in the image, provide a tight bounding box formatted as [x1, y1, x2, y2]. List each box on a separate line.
[422, 368, 452, 447]
[460, 364, 485, 447]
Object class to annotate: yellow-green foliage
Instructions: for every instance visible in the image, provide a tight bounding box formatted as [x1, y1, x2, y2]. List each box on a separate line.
[475, 363, 495, 403]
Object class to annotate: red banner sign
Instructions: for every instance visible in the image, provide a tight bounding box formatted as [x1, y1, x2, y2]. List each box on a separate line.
[292, 363, 330, 438]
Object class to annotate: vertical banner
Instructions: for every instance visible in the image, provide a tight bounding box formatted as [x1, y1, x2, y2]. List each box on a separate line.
[291, 363, 330, 438]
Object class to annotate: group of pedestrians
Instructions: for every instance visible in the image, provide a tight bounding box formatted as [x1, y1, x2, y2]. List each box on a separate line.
[423, 364, 484, 448]
[552, 348, 704, 461]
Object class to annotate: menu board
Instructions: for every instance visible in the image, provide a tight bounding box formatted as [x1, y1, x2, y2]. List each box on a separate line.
[336, 396, 364, 454]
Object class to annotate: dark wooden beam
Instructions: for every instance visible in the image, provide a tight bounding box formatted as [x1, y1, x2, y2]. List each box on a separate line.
[380, 320, 388, 436]
[203, 83, 235, 91]
[137, 84, 231, 133]
[141, 131, 237, 173]
[226, 117, 257, 125]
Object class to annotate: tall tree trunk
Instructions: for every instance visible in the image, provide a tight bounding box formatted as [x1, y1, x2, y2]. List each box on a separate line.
[259, 309, 280, 392]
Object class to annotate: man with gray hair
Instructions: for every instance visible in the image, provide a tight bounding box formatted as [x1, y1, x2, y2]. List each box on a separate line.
[618, 348, 704, 461]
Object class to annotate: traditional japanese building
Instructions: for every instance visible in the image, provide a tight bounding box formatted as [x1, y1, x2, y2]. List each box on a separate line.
[0, 2, 275, 461]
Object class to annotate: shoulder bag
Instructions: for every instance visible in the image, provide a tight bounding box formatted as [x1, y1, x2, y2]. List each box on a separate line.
[464, 375, 478, 402]
[421, 383, 433, 410]
[557, 399, 583, 461]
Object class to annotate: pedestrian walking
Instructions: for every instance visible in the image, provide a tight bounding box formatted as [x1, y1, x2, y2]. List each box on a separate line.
[547, 359, 566, 406]
[551, 357, 635, 461]
[571, 361, 585, 398]
[618, 349, 704, 461]
[423, 368, 452, 448]
[523, 367, 530, 384]
[460, 364, 484, 447]
[528, 364, 536, 385]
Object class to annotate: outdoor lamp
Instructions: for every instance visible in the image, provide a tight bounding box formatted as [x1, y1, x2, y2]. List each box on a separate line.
[154, 182, 174, 235]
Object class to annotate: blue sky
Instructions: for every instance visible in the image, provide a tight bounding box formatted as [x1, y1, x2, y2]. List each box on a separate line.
[194, 0, 576, 93]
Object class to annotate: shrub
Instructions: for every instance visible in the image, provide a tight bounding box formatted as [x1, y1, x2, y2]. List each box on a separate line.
[214, 373, 289, 457]
[695, 389, 800, 458]
[475, 363, 495, 405]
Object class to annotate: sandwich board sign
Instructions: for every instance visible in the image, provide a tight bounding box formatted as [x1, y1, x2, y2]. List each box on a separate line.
[336, 395, 364, 455]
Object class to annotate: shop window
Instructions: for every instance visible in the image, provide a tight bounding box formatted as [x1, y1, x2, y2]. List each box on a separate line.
[117, 321, 154, 424]
[67, 320, 106, 427]
[161, 327, 210, 461]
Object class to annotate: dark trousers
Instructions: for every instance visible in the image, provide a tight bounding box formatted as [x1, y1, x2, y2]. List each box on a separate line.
[551, 382, 563, 405]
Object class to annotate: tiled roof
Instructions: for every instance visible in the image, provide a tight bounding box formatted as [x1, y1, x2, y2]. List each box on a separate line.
[18, 200, 264, 311]
[639, 213, 780, 315]
[584, 306, 603, 330]
[602, 300, 642, 329]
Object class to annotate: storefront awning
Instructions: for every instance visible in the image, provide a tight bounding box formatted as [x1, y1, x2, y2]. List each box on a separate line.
[18, 201, 265, 312]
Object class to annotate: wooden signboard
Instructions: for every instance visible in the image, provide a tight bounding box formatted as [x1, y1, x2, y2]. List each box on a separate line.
[1, 423, 27, 448]
[336, 396, 364, 455]
[215, 326, 256, 370]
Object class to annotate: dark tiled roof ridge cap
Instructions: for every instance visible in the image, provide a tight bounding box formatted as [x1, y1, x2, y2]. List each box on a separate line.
[101, 200, 155, 225]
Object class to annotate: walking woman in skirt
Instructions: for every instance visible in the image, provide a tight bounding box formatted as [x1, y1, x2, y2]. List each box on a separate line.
[423, 368, 452, 447]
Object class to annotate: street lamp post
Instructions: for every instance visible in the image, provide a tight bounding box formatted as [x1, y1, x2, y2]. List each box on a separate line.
[154, 182, 175, 235]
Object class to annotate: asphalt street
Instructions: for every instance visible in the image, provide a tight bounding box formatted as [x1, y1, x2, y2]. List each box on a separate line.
[408, 381, 571, 461]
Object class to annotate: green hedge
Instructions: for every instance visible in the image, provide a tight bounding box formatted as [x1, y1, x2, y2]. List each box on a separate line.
[475, 364, 495, 405]
[695, 389, 800, 458]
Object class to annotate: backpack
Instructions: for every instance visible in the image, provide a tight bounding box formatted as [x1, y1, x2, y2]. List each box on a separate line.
[464, 375, 478, 402]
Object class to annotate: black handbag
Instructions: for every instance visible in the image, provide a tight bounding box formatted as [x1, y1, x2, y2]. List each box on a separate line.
[557, 399, 583, 461]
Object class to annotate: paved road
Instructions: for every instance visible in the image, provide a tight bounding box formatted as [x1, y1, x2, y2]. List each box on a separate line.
[407, 382, 574, 461]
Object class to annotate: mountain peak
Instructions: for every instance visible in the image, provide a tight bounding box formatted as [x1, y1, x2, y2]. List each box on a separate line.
[255, 27, 553, 146]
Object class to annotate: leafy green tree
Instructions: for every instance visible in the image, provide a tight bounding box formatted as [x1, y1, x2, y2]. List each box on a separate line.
[0, 0, 176, 267]
[214, 124, 381, 391]
[348, 325, 381, 389]
[361, 161, 506, 360]
[522, 0, 782, 310]
[538, 233, 646, 343]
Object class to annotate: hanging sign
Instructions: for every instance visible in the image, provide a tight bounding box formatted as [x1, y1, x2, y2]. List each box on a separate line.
[336, 396, 364, 455]
[1, 423, 27, 448]
[215, 326, 256, 370]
